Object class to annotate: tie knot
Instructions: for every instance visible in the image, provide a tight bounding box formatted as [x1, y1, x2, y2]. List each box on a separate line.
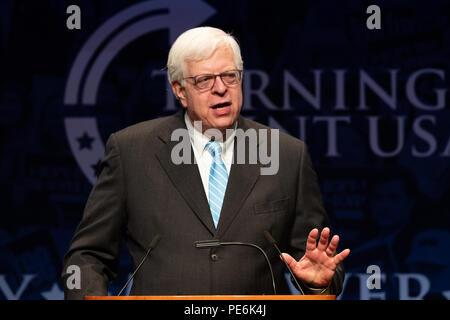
[205, 140, 222, 158]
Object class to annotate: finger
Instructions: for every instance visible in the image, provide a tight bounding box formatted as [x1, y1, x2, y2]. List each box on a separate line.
[326, 235, 339, 257]
[281, 253, 297, 270]
[333, 249, 350, 265]
[317, 227, 330, 251]
[306, 228, 319, 252]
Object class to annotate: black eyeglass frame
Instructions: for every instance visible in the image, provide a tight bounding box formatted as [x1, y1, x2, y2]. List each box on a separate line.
[183, 69, 243, 90]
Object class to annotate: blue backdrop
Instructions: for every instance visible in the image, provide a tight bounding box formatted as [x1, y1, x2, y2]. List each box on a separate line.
[0, 0, 449, 300]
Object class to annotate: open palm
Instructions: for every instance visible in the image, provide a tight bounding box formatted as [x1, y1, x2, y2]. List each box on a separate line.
[282, 228, 350, 288]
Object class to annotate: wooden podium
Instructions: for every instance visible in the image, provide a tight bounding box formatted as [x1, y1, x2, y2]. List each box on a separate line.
[85, 295, 335, 300]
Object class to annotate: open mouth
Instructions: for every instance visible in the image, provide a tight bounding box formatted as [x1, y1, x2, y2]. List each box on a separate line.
[211, 102, 231, 109]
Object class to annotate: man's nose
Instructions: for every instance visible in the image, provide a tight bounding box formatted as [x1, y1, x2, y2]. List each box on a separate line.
[212, 75, 227, 95]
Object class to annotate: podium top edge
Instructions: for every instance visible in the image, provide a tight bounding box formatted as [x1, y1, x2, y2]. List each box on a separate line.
[84, 295, 336, 300]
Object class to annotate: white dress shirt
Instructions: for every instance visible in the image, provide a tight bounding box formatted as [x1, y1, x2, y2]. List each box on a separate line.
[184, 112, 236, 202]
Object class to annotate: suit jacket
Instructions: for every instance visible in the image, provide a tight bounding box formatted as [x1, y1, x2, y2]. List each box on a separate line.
[62, 110, 345, 299]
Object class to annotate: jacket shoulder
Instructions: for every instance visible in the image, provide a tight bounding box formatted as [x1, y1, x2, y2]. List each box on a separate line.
[111, 113, 179, 144]
[240, 116, 306, 151]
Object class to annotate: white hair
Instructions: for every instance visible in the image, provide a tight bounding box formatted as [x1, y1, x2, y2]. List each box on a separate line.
[167, 26, 243, 85]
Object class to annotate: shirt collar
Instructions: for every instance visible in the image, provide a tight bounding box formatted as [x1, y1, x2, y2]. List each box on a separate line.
[184, 111, 236, 156]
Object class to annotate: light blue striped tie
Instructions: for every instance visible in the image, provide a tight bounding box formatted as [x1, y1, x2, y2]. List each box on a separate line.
[205, 140, 229, 228]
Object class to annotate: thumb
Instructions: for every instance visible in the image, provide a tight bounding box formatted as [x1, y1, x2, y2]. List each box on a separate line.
[281, 253, 297, 269]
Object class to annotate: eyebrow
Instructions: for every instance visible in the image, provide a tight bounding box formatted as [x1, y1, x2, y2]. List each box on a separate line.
[188, 67, 238, 76]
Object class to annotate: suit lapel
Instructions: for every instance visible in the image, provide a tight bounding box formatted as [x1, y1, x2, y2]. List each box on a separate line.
[154, 112, 264, 238]
[216, 116, 262, 238]
[155, 111, 216, 235]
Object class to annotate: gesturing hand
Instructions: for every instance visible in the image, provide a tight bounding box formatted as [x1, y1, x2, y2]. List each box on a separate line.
[282, 227, 350, 289]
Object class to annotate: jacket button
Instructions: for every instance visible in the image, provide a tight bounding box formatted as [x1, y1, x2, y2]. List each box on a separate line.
[211, 253, 219, 261]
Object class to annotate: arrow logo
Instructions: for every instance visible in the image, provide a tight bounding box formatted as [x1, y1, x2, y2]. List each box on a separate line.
[64, 0, 216, 184]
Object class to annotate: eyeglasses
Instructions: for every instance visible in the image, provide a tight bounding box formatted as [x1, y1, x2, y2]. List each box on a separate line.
[184, 69, 243, 90]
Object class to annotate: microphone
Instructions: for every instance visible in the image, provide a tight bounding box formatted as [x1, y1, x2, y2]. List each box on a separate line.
[195, 239, 277, 294]
[118, 234, 161, 296]
[263, 231, 305, 295]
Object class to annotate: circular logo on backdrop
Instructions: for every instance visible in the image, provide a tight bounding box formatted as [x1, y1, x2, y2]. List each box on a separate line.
[63, 0, 215, 184]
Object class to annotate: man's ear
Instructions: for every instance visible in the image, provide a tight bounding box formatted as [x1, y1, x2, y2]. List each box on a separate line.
[171, 81, 187, 108]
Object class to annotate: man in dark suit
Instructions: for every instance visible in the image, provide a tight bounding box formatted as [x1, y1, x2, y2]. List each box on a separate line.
[62, 27, 349, 299]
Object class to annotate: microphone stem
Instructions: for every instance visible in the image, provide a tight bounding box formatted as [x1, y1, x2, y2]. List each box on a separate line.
[118, 247, 151, 296]
[273, 242, 305, 295]
[220, 242, 277, 295]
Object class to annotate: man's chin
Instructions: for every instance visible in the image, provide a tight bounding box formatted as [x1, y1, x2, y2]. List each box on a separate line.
[214, 120, 236, 131]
